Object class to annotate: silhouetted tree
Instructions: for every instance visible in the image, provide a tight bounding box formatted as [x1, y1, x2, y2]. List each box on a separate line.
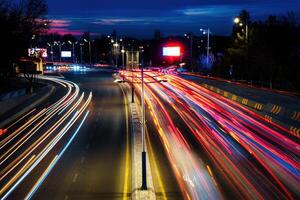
[0, 0, 48, 77]
[221, 11, 300, 91]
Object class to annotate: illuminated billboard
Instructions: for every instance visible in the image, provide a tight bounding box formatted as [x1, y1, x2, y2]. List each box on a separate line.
[61, 51, 72, 58]
[28, 48, 47, 58]
[163, 47, 180, 57]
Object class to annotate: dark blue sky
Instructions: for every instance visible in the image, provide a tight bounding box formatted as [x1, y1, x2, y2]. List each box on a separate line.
[45, 0, 300, 38]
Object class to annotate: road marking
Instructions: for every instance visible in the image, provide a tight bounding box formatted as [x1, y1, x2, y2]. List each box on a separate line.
[64, 195, 69, 200]
[72, 173, 78, 183]
[25, 155, 58, 200]
[120, 85, 130, 200]
[146, 130, 167, 200]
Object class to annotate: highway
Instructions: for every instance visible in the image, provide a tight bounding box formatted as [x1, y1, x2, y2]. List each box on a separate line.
[0, 76, 92, 199]
[120, 70, 300, 200]
[32, 71, 132, 199]
[1, 68, 299, 200]
[0, 70, 183, 200]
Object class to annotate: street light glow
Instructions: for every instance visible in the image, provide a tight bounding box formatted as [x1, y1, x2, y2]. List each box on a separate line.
[234, 17, 240, 24]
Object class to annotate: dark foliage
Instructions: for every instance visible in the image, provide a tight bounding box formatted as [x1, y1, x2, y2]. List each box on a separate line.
[219, 10, 300, 91]
[0, 0, 48, 77]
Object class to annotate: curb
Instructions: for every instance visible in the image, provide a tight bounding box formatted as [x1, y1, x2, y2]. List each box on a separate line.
[0, 88, 26, 101]
[120, 83, 156, 200]
[201, 83, 300, 137]
[0, 84, 55, 129]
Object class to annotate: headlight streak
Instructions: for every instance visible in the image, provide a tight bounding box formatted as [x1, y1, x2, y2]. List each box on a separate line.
[0, 80, 82, 167]
[0, 93, 84, 173]
[134, 79, 222, 199]
[123, 70, 299, 199]
[0, 76, 92, 199]
[0, 109, 47, 150]
[165, 76, 299, 196]
[4, 109, 36, 130]
[25, 110, 90, 200]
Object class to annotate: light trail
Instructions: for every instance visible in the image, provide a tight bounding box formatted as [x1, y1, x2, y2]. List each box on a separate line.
[0, 76, 92, 199]
[25, 111, 90, 200]
[122, 70, 300, 199]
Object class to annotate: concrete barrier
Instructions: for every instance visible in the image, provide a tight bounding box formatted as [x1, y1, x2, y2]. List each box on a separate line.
[201, 83, 300, 137]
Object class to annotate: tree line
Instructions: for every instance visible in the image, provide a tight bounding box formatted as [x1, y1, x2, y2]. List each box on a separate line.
[0, 0, 48, 78]
[213, 10, 300, 91]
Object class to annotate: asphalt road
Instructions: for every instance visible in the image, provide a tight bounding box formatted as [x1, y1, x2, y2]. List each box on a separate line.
[121, 70, 299, 199]
[33, 71, 131, 200]
[0, 70, 184, 200]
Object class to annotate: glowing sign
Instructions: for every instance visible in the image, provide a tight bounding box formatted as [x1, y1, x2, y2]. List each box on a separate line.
[28, 48, 47, 58]
[163, 47, 180, 56]
[61, 51, 72, 58]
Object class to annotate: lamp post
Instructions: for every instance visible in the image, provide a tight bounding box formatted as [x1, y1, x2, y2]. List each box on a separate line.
[57, 41, 65, 62]
[121, 48, 125, 69]
[140, 48, 147, 190]
[131, 46, 135, 103]
[47, 43, 54, 62]
[234, 17, 248, 42]
[113, 42, 119, 67]
[68, 40, 76, 63]
[80, 43, 84, 64]
[84, 39, 92, 66]
[184, 33, 193, 67]
[234, 17, 249, 80]
[200, 28, 211, 66]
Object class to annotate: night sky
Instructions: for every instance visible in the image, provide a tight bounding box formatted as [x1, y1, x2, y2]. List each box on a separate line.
[46, 0, 300, 38]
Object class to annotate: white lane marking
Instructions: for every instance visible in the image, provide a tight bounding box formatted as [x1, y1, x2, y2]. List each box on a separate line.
[72, 173, 78, 183]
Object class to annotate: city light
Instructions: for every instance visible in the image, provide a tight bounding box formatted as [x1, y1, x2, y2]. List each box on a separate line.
[163, 46, 180, 57]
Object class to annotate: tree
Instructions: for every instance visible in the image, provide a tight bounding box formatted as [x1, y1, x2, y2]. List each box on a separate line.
[0, 0, 48, 78]
[222, 10, 300, 91]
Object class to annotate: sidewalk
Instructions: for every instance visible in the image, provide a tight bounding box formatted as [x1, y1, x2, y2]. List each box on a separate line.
[0, 81, 55, 129]
[181, 74, 300, 137]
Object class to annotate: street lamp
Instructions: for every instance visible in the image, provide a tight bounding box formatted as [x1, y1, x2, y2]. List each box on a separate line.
[84, 39, 92, 66]
[56, 41, 65, 62]
[140, 53, 147, 190]
[234, 17, 248, 41]
[121, 48, 125, 69]
[184, 33, 193, 67]
[200, 28, 211, 66]
[80, 43, 84, 64]
[68, 40, 77, 63]
[234, 17, 240, 24]
[47, 43, 54, 62]
[113, 42, 119, 67]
